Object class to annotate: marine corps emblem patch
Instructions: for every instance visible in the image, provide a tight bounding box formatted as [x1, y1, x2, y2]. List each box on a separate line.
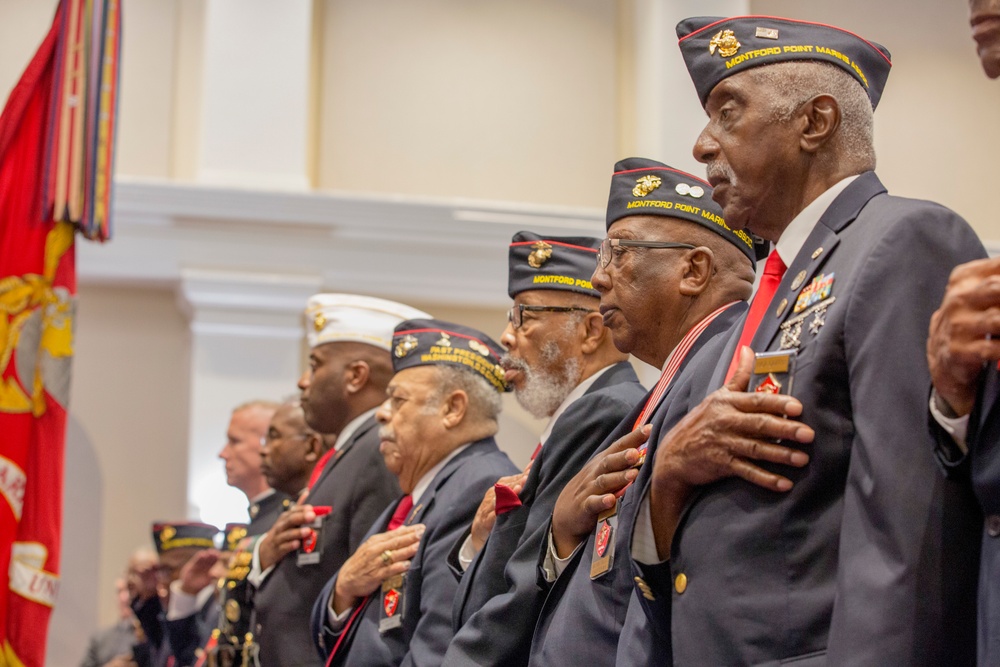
[394, 334, 418, 358]
[528, 241, 553, 268]
[709, 29, 741, 57]
[632, 175, 662, 197]
[313, 312, 327, 332]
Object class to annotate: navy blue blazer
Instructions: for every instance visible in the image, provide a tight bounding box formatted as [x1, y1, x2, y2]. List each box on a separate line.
[312, 437, 517, 667]
[442, 361, 645, 666]
[636, 173, 985, 666]
[525, 303, 746, 667]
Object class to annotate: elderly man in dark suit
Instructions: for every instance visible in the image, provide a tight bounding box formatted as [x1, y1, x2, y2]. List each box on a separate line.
[249, 294, 427, 666]
[525, 159, 755, 667]
[441, 232, 645, 667]
[312, 319, 518, 666]
[926, 1, 1000, 663]
[631, 15, 985, 666]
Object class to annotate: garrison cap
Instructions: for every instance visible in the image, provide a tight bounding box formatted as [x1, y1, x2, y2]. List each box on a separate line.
[676, 16, 892, 109]
[392, 319, 508, 393]
[508, 232, 601, 299]
[151, 521, 218, 554]
[607, 157, 757, 265]
[305, 294, 431, 351]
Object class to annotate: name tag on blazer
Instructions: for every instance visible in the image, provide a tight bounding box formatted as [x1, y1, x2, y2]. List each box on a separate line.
[748, 350, 798, 396]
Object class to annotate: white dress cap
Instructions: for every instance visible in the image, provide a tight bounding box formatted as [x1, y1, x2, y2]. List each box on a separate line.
[305, 293, 431, 351]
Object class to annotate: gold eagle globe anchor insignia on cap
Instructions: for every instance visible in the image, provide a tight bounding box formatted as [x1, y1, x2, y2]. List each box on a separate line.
[527, 241, 553, 269]
[160, 526, 176, 542]
[709, 29, 741, 57]
[313, 312, 327, 332]
[394, 335, 419, 358]
[632, 175, 662, 197]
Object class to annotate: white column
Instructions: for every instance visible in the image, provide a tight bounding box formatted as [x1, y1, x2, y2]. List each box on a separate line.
[195, 0, 314, 190]
[629, 0, 749, 174]
[177, 269, 322, 527]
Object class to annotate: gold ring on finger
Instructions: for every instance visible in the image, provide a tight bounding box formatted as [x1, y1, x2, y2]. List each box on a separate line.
[380, 550, 393, 566]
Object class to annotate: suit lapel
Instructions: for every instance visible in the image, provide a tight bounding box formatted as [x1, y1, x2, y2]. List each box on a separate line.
[312, 415, 379, 491]
[408, 438, 495, 526]
[752, 172, 886, 354]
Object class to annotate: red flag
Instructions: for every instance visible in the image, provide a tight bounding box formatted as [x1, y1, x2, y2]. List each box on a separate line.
[0, 1, 120, 664]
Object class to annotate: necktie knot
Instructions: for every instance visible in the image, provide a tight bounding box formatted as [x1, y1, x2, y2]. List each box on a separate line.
[763, 250, 787, 278]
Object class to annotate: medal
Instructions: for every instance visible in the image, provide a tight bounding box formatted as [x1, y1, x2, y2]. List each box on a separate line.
[590, 502, 619, 579]
[748, 350, 797, 396]
[379, 574, 406, 633]
[296, 506, 332, 566]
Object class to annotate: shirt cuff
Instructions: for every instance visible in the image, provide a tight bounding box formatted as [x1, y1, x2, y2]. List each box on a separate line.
[166, 580, 214, 620]
[632, 487, 666, 565]
[541, 528, 582, 583]
[930, 390, 969, 453]
[247, 535, 275, 588]
[327, 592, 354, 631]
[457, 534, 477, 572]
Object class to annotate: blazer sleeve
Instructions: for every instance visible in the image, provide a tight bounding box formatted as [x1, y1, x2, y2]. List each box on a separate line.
[826, 203, 984, 664]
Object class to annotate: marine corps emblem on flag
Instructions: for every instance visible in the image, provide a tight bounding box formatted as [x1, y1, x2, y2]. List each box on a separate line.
[632, 175, 662, 197]
[527, 241, 552, 268]
[709, 29, 741, 57]
[596, 519, 613, 558]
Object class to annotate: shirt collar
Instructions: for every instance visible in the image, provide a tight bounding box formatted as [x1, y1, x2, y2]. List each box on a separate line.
[332, 407, 378, 452]
[249, 488, 275, 505]
[774, 175, 858, 266]
[411, 444, 471, 505]
[538, 365, 613, 446]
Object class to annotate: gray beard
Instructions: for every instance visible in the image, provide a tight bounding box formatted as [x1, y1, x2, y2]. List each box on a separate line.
[505, 342, 581, 419]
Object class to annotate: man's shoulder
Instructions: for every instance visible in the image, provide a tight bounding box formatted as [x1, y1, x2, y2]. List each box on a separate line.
[564, 363, 645, 420]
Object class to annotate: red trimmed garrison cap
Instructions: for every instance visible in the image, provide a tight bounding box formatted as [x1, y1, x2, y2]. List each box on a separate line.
[676, 16, 891, 109]
[392, 319, 508, 392]
[508, 232, 601, 299]
[607, 157, 757, 265]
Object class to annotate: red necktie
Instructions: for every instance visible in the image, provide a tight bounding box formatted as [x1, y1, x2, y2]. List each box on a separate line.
[306, 447, 338, 491]
[530, 442, 542, 461]
[388, 494, 413, 530]
[725, 250, 787, 383]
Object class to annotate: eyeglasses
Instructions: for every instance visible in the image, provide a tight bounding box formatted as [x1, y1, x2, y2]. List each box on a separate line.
[597, 238, 696, 268]
[506, 304, 596, 330]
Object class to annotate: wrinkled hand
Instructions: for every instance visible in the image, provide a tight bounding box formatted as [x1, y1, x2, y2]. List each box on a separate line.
[927, 257, 1000, 417]
[258, 491, 316, 571]
[649, 346, 813, 557]
[550, 425, 650, 558]
[470, 468, 531, 553]
[178, 549, 221, 595]
[332, 525, 425, 614]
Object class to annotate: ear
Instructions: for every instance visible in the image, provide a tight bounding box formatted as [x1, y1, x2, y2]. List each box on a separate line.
[678, 246, 714, 296]
[799, 94, 840, 154]
[304, 433, 322, 462]
[343, 360, 371, 395]
[441, 389, 468, 429]
[579, 311, 605, 355]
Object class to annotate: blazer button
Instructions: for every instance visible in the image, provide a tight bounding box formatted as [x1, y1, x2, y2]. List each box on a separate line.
[674, 572, 688, 594]
[987, 514, 1000, 538]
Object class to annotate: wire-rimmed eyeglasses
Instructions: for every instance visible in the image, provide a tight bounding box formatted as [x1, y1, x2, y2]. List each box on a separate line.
[597, 238, 696, 268]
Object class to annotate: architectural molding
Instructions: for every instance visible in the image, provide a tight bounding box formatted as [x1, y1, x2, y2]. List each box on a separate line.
[79, 177, 606, 308]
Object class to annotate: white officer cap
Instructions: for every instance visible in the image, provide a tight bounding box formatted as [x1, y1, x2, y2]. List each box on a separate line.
[305, 293, 431, 351]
